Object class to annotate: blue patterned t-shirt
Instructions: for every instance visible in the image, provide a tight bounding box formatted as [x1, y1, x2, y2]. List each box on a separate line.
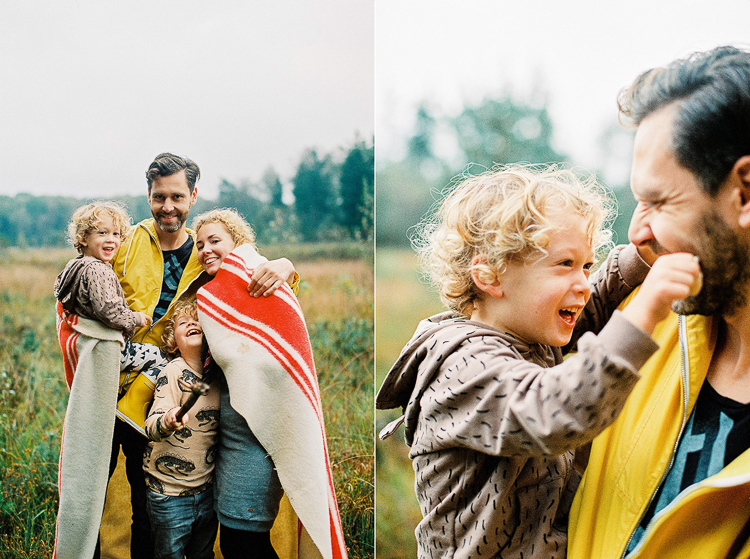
[152, 236, 194, 322]
[627, 380, 750, 553]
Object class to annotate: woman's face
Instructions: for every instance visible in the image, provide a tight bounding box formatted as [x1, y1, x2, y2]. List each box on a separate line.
[196, 222, 238, 276]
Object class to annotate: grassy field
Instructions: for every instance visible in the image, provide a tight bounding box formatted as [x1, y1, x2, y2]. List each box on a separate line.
[375, 248, 443, 559]
[0, 245, 373, 559]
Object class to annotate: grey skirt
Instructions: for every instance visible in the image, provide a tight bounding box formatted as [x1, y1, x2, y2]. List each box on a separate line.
[214, 381, 284, 532]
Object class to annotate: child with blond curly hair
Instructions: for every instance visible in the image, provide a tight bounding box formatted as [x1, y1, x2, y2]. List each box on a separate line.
[376, 164, 702, 559]
[55, 201, 167, 380]
[55, 201, 152, 335]
[143, 298, 220, 559]
[53, 201, 167, 559]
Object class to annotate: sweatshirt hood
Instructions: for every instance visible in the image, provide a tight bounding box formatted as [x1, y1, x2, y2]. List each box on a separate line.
[54, 255, 95, 312]
[376, 311, 554, 442]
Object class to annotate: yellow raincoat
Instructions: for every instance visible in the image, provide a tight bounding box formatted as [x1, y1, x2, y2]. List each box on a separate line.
[568, 289, 750, 559]
[112, 218, 205, 346]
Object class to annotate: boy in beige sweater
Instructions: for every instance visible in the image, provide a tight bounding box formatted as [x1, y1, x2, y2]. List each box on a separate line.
[143, 299, 220, 559]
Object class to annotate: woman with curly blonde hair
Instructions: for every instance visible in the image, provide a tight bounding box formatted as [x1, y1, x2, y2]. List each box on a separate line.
[377, 163, 702, 559]
[187, 208, 345, 559]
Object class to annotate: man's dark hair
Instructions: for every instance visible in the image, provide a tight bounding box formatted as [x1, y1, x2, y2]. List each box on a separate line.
[618, 46, 750, 196]
[146, 153, 201, 193]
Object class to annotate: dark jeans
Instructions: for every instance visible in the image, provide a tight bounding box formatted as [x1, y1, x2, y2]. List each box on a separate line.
[147, 486, 217, 559]
[93, 418, 154, 559]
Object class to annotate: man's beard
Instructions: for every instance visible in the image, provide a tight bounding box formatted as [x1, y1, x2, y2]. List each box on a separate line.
[672, 210, 750, 316]
[153, 209, 188, 233]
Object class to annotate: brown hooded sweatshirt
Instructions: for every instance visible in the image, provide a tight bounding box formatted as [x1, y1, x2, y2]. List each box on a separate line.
[54, 255, 140, 339]
[377, 244, 656, 559]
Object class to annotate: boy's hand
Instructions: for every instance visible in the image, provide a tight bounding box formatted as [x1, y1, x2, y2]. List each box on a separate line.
[162, 406, 188, 432]
[136, 312, 153, 328]
[247, 258, 296, 298]
[622, 253, 701, 335]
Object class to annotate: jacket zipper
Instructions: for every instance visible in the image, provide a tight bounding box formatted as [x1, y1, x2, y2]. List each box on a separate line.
[620, 315, 691, 559]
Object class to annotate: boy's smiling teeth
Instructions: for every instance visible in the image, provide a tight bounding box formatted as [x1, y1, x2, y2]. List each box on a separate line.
[559, 307, 580, 322]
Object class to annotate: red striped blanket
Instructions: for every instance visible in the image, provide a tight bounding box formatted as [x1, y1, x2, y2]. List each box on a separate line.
[54, 302, 123, 559]
[197, 244, 347, 559]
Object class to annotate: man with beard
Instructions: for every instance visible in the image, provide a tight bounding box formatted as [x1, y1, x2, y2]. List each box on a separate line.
[567, 46, 750, 559]
[100, 153, 296, 559]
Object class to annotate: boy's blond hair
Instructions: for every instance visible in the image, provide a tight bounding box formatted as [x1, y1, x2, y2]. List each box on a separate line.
[415, 164, 615, 316]
[161, 299, 200, 360]
[192, 208, 256, 248]
[67, 201, 131, 255]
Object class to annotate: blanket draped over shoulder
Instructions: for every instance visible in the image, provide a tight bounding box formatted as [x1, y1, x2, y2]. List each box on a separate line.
[197, 244, 347, 559]
[54, 302, 122, 559]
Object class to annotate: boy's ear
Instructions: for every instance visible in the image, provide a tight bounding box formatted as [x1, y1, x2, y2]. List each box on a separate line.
[732, 156, 750, 229]
[470, 255, 503, 298]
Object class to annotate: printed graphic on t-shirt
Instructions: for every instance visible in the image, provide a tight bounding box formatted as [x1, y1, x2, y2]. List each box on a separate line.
[153, 237, 193, 321]
[628, 381, 750, 553]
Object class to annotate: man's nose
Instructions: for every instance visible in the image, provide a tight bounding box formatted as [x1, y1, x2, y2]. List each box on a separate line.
[628, 209, 653, 247]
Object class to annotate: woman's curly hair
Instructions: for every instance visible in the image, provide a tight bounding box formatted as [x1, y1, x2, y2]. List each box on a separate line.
[412, 164, 615, 316]
[67, 201, 131, 254]
[192, 208, 256, 248]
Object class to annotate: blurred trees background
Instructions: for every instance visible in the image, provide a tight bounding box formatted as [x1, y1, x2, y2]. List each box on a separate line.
[376, 96, 637, 250]
[0, 138, 374, 248]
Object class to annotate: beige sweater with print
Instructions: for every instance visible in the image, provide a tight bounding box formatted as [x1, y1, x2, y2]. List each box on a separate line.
[143, 357, 220, 496]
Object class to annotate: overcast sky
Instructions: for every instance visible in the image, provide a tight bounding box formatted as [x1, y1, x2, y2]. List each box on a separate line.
[3, 2, 749, 201]
[376, 0, 750, 183]
[0, 1, 373, 199]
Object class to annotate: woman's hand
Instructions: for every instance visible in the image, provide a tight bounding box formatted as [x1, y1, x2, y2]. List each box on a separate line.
[247, 258, 297, 298]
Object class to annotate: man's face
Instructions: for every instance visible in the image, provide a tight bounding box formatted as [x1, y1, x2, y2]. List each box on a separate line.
[628, 103, 750, 316]
[148, 170, 197, 234]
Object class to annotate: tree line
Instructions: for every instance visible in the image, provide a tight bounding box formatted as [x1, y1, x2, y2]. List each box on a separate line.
[376, 97, 636, 248]
[0, 139, 373, 248]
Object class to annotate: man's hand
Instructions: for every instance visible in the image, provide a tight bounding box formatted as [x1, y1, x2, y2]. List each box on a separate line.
[247, 258, 296, 298]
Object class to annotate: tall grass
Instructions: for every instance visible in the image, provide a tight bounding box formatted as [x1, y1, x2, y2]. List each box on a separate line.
[0, 246, 373, 559]
[374, 248, 443, 559]
[0, 252, 65, 559]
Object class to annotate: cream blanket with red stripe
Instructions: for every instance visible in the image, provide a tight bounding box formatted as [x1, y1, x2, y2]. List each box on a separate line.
[54, 302, 123, 559]
[197, 244, 347, 559]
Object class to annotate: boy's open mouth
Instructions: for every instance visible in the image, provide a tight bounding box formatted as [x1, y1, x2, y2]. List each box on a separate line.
[559, 307, 580, 325]
[186, 328, 202, 337]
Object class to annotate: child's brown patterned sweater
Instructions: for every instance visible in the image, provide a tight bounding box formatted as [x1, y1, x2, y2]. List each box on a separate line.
[377, 244, 656, 559]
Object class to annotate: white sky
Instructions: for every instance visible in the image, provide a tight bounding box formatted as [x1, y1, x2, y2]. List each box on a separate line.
[376, 0, 750, 184]
[0, 1, 374, 199]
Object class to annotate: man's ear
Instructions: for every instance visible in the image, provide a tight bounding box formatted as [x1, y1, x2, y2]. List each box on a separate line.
[470, 254, 503, 298]
[732, 156, 750, 228]
[190, 186, 198, 206]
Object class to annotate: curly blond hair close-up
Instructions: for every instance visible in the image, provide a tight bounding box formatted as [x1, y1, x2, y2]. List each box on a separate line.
[161, 298, 200, 359]
[413, 164, 615, 316]
[192, 208, 256, 248]
[67, 201, 132, 254]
